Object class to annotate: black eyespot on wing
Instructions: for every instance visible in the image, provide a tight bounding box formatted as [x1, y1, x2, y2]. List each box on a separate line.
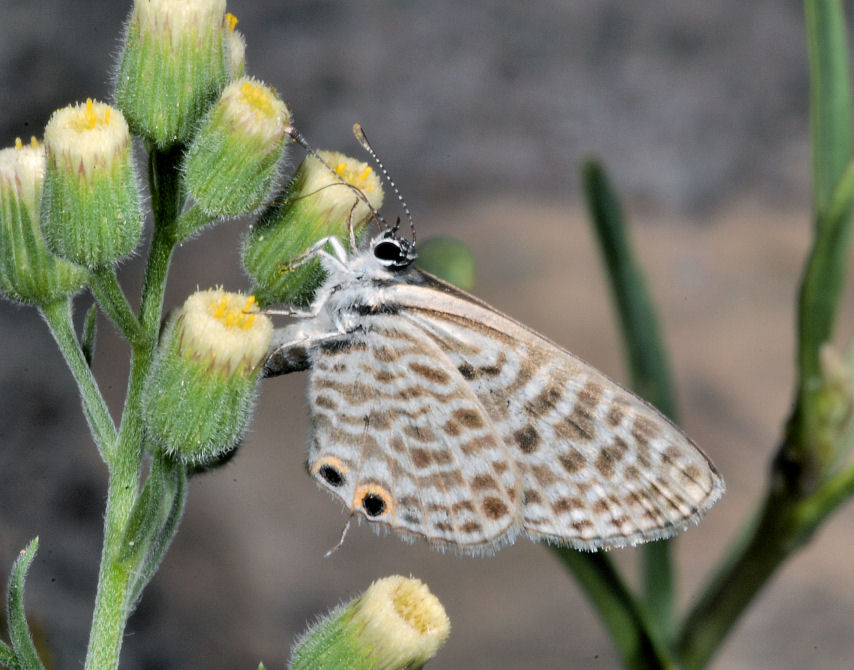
[362, 492, 387, 517]
[319, 464, 344, 487]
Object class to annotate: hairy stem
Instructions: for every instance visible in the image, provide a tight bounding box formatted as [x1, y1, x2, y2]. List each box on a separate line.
[39, 299, 117, 461]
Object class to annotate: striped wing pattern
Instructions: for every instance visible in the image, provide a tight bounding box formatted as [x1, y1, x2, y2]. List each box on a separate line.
[301, 270, 724, 554]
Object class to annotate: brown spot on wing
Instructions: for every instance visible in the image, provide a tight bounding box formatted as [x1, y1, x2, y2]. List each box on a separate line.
[472, 474, 499, 491]
[453, 500, 476, 514]
[314, 395, 337, 410]
[453, 407, 484, 429]
[390, 436, 406, 453]
[419, 470, 465, 489]
[313, 378, 375, 405]
[632, 415, 661, 447]
[456, 435, 496, 457]
[523, 489, 542, 504]
[513, 424, 540, 453]
[558, 449, 586, 474]
[458, 362, 476, 379]
[373, 345, 400, 363]
[410, 448, 453, 469]
[409, 361, 451, 385]
[529, 383, 563, 415]
[595, 438, 628, 479]
[411, 448, 432, 469]
[461, 520, 482, 534]
[553, 497, 585, 514]
[607, 401, 626, 427]
[554, 414, 595, 442]
[483, 497, 509, 520]
[403, 424, 436, 442]
[532, 464, 558, 486]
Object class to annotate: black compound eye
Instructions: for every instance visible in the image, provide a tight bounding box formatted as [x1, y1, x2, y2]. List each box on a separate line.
[318, 464, 344, 487]
[362, 492, 387, 517]
[374, 240, 404, 263]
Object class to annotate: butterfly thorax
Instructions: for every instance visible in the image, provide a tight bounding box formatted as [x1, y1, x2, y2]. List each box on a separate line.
[318, 233, 417, 333]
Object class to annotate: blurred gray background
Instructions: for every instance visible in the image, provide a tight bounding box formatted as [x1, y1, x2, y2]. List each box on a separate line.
[2, 1, 854, 668]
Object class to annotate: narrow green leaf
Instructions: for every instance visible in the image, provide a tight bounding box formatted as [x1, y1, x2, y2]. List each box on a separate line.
[81, 303, 97, 368]
[6, 539, 44, 670]
[127, 457, 187, 608]
[806, 0, 853, 215]
[580, 159, 677, 632]
[118, 459, 166, 564]
[580, 160, 677, 418]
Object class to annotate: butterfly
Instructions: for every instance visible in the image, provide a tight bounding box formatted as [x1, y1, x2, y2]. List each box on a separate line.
[264, 219, 724, 556]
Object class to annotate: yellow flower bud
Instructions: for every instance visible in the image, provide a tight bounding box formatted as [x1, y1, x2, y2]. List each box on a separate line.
[0, 139, 87, 304]
[41, 99, 143, 267]
[243, 150, 384, 306]
[142, 289, 272, 465]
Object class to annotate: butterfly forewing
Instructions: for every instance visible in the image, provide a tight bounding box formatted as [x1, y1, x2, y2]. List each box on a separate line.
[396, 272, 723, 549]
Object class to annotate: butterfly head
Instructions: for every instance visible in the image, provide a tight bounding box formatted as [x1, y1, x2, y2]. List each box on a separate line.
[370, 230, 417, 270]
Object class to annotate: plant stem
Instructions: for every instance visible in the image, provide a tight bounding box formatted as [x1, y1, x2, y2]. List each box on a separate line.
[39, 299, 117, 460]
[674, 4, 854, 667]
[786, 0, 854, 480]
[553, 548, 678, 669]
[89, 265, 144, 346]
[83, 147, 183, 670]
[675, 462, 854, 670]
[82, 474, 137, 670]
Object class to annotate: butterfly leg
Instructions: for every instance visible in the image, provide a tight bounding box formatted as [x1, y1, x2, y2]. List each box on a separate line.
[281, 235, 350, 273]
[264, 324, 349, 377]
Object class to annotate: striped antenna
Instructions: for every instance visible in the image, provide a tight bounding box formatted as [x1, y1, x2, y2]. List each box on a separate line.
[352, 123, 416, 244]
[283, 125, 388, 233]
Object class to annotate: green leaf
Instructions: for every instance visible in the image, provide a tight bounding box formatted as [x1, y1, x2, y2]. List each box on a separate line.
[6, 539, 44, 670]
[580, 160, 677, 418]
[580, 159, 677, 632]
[126, 456, 187, 608]
[118, 460, 166, 564]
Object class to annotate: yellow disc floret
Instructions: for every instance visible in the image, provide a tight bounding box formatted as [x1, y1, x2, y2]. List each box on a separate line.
[44, 99, 130, 180]
[178, 289, 272, 375]
[351, 576, 450, 669]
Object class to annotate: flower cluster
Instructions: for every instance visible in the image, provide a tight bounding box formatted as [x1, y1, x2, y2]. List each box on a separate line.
[0, 2, 454, 668]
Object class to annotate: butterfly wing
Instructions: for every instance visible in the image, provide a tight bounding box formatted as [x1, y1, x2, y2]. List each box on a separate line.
[304, 314, 523, 554]
[386, 270, 725, 551]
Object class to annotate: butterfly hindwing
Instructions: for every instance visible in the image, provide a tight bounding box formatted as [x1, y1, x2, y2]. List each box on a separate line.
[306, 313, 521, 553]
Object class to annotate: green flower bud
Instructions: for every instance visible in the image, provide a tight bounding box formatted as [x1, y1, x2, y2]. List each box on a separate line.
[289, 576, 450, 670]
[142, 289, 272, 466]
[115, 0, 229, 148]
[0, 138, 87, 305]
[183, 77, 290, 219]
[224, 13, 246, 78]
[41, 99, 143, 268]
[242, 151, 384, 306]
